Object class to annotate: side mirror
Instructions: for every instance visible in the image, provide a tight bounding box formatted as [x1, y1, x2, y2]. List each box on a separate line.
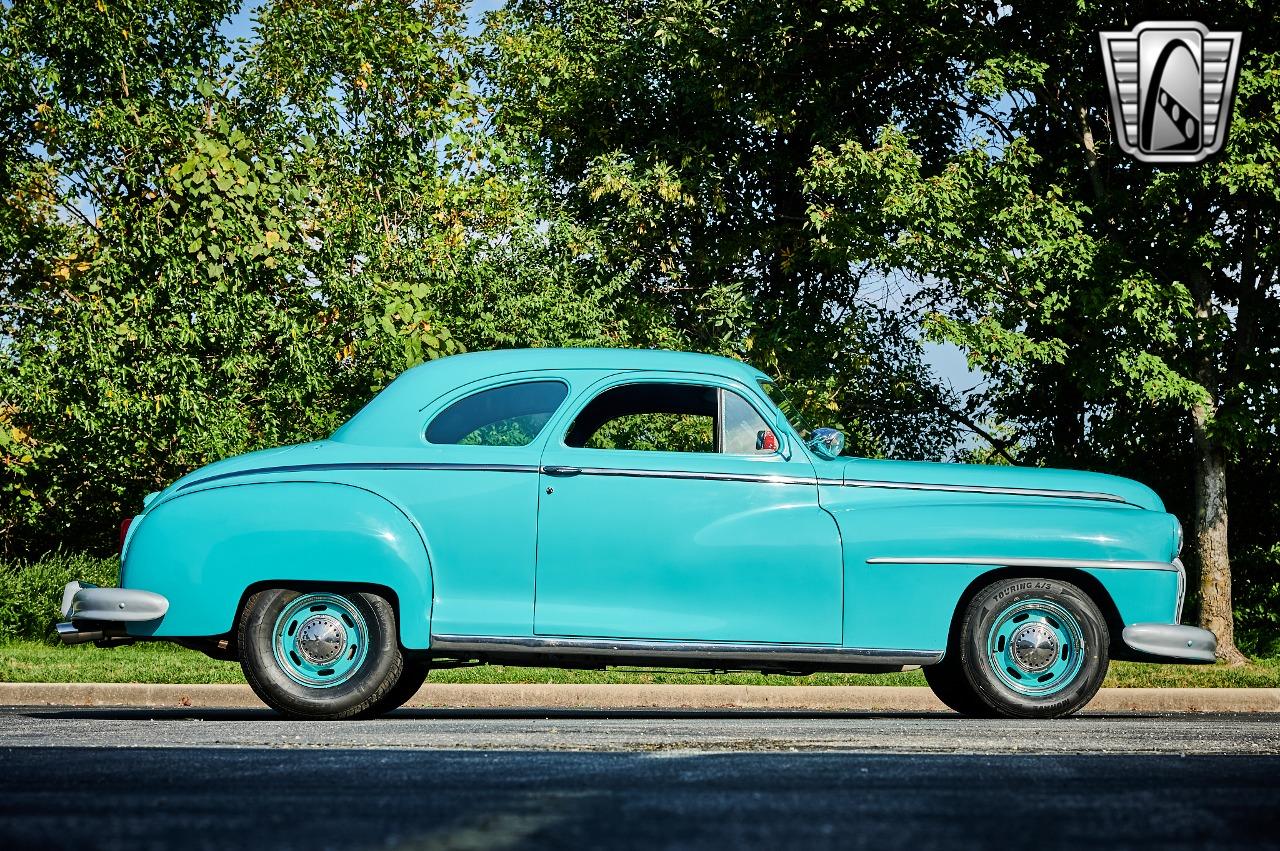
[806, 427, 845, 460]
[755, 429, 779, 452]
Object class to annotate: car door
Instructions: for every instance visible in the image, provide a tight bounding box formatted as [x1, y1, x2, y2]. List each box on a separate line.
[534, 373, 843, 645]
[388, 375, 573, 637]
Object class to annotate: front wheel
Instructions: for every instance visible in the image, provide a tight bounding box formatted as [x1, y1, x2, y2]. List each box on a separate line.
[239, 588, 404, 720]
[928, 577, 1109, 719]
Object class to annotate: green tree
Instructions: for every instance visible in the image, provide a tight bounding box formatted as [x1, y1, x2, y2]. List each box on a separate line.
[0, 0, 337, 553]
[807, 1, 1279, 661]
[0, 0, 640, 556]
[483, 0, 967, 454]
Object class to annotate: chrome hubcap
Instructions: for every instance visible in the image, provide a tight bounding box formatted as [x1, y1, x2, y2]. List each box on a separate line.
[272, 593, 369, 689]
[295, 614, 347, 665]
[987, 598, 1086, 697]
[1011, 622, 1058, 672]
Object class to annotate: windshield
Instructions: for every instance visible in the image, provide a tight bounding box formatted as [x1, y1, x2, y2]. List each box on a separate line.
[758, 379, 811, 438]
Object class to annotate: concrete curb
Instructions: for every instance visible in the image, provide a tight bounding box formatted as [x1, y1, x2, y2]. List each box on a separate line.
[2, 682, 1279, 713]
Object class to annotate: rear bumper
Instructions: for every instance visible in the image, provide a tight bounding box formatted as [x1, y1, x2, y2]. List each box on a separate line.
[56, 581, 168, 645]
[1121, 622, 1217, 664]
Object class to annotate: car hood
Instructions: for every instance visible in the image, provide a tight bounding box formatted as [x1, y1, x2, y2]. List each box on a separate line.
[833, 457, 1164, 511]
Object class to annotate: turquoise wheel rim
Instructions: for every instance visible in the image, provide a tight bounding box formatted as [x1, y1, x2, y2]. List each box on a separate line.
[272, 592, 369, 689]
[987, 597, 1085, 697]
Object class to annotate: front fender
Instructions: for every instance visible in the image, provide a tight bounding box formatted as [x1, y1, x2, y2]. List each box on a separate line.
[121, 482, 433, 648]
[820, 486, 1183, 651]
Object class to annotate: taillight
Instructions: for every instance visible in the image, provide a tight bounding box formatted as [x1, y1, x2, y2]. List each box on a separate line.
[119, 517, 133, 554]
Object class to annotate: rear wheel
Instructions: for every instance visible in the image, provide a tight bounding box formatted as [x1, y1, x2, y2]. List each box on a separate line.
[929, 576, 1109, 719]
[239, 588, 403, 720]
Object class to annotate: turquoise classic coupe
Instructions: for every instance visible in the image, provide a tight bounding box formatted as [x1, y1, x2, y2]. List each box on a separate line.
[58, 348, 1214, 719]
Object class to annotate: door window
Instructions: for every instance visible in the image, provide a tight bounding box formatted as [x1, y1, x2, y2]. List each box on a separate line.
[426, 380, 568, 446]
[722, 389, 774, 454]
[564, 383, 777, 455]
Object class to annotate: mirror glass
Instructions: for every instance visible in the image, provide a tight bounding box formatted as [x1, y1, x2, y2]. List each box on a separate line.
[806, 427, 845, 460]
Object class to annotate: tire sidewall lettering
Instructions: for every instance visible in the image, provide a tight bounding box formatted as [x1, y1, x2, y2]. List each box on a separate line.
[962, 577, 1109, 718]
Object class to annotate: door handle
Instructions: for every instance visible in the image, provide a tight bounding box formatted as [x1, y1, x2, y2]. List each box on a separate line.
[542, 465, 582, 477]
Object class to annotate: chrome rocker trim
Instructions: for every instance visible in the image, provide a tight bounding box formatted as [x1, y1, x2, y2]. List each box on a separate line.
[864, 556, 1183, 572]
[429, 634, 942, 669]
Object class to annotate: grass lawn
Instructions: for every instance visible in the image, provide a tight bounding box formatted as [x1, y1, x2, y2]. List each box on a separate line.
[3, 640, 1279, 688]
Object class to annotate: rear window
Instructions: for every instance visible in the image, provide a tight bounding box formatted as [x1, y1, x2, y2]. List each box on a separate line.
[425, 381, 569, 446]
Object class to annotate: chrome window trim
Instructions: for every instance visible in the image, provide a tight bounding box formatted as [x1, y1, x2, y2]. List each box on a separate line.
[429, 634, 942, 667]
[414, 370, 582, 414]
[865, 555, 1182, 572]
[422, 377, 571, 447]
[554, 376, 783, 458]
[540, 466, 815, 486]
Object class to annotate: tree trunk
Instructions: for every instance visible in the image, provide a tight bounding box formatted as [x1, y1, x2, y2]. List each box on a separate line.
[1188, 353, 1247, 665]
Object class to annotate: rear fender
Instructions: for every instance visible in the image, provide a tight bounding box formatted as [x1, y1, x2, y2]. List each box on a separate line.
[121, 482, 433, 648]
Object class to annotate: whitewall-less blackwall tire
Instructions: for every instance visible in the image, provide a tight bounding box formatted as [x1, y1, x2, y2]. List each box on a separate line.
[955, 576, 1109, 719]
[354, 660, 431, 719]
[238, 588, 403, 720]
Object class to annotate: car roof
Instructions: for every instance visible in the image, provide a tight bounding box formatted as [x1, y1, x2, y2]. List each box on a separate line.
[406, 347, 767, 383]
[332, 347, 776, 445]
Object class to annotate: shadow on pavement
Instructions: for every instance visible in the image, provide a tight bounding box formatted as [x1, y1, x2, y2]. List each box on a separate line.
[1, 745, 1277, 850]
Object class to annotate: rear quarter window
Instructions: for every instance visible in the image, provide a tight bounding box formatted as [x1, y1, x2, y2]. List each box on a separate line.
[425, 380, 569, 446]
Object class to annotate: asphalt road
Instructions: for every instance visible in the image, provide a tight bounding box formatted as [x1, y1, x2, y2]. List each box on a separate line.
[2, 707, 1279, 850]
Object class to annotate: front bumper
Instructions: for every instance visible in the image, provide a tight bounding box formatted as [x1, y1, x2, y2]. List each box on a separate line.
[56, 581, 168, 645]
[1121, 622, 1217, 664]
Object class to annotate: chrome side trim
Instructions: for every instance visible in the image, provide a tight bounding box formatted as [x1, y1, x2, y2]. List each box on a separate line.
[183, 460, 1131, 506]
[182, 462, 542, 490]
[429, 634, 942, 667]
[541, 466, 816, 486]
[183, 461, 813, 490]
[843, 479, 1129, 504]
[183, 460, 1130, 504]
[865, 556, 1181, 572]
[549, 467, 1132, 499]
